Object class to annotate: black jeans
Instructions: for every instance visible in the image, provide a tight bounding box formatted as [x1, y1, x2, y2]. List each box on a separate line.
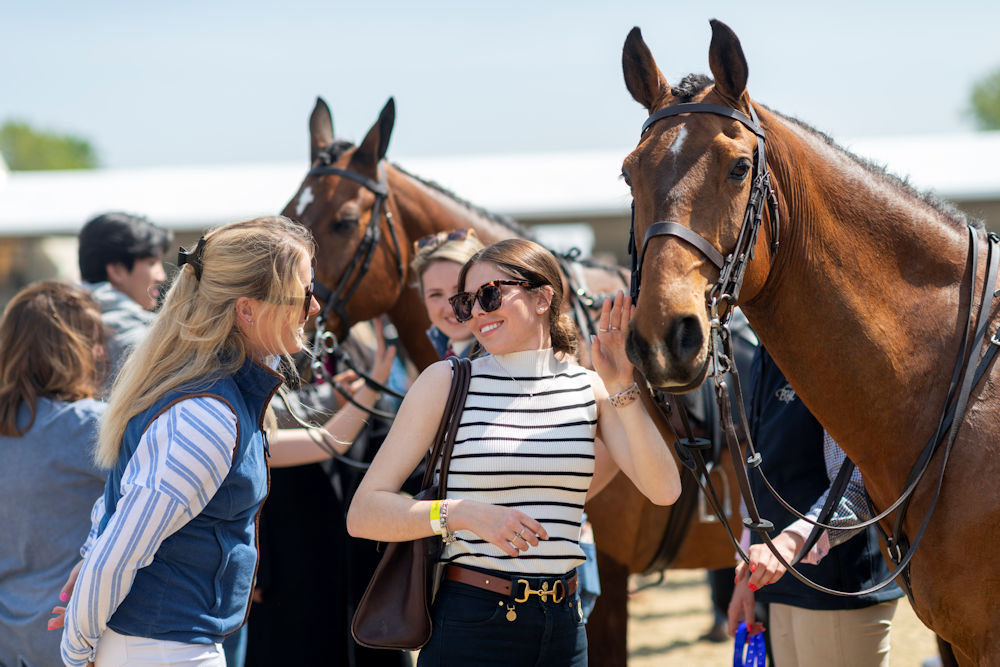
[417, 576, 587, 667]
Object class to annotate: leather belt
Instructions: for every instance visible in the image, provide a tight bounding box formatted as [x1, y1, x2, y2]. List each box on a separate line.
[444, 565, 578, 602]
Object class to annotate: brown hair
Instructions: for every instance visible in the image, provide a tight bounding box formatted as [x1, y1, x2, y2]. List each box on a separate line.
[457, 238, 577, 356]
[0, 281, 105, 436]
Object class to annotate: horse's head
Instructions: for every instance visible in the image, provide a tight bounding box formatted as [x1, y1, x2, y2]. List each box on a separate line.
[621, 20, 776, 392]
[281, 97, 409, 339]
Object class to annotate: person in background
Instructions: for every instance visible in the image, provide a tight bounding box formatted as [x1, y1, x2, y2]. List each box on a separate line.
[0, 281, 108, 667]
[411, 229, 602, 623]
[77, 211, 172, 386]
[411, 228, 487, 360]
[54, 216, 394, 666]
[349, 239, 682, 665]
[727, 346, 903, 666]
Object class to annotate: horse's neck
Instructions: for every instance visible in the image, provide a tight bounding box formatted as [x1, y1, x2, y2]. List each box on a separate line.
[742, 114, 973, 488]
[385, 164, 526, 243]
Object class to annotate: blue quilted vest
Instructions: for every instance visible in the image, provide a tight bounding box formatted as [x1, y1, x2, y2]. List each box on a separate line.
[99, 358, 282, 643]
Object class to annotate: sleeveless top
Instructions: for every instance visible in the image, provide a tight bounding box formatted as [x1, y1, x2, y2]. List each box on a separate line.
[440, 348, 597, 575]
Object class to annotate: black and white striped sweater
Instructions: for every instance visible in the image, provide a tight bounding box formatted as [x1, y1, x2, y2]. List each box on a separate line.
[440, 348, 597, 575]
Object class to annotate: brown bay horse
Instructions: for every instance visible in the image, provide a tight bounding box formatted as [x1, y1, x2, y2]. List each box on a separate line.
[280, 97, 744, 665]
[621, 20, 999, 665]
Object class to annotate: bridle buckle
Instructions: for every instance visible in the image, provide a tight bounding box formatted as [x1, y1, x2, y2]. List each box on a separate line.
[514, 578, 565, 603]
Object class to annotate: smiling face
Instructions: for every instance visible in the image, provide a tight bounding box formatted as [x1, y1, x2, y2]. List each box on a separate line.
[420, 259, 471, 342]
[461, 261, 552, 356]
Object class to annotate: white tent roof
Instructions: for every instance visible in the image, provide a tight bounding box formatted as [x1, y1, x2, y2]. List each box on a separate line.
[2, 131, 999, 236]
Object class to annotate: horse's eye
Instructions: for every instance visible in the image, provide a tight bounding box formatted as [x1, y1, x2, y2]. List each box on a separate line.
[330, 217, 359, 233]
[621, 170, 633, 188]
[729, 159, 752, 181]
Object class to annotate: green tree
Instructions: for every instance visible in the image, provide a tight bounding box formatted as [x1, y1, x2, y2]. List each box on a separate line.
[0, 120, 99, 170]
[970, 67, 1000, 130]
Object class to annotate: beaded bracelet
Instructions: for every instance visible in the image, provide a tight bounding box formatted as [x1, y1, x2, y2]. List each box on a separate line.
[609, 381, 640, 409]
[440, 499, 457, 545]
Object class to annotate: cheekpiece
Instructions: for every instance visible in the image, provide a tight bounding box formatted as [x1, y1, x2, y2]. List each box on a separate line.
[177, 236, 207, 280]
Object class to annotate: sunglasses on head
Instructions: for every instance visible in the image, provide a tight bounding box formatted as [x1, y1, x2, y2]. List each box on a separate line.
[413, 228, 476, 253]
[448, 280, 539, 323]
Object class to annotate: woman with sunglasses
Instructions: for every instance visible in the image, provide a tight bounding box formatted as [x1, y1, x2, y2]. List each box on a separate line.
[348, 238, 681, 666]
[411, 228, 486, 360]
[55, 216, 395, 666]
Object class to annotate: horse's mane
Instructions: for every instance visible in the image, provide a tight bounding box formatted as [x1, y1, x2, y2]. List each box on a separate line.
[770, 109, 983, 232]
[392, 163, 623, 274]
[390, 162, 536, 239]
[670, 72, 982, 232]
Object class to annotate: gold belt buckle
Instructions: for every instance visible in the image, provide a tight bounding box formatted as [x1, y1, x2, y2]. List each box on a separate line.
[514, 578, 566, 604]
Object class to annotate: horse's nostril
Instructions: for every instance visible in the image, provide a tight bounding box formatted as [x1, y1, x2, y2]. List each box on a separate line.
[665, 316, 704, 365]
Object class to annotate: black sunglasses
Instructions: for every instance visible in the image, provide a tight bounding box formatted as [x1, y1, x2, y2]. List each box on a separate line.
[413, 228, 476, 253]
[448, 280, 539, 323]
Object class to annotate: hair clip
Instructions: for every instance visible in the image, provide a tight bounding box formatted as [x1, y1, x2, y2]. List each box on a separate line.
[177, 236, 207, 280]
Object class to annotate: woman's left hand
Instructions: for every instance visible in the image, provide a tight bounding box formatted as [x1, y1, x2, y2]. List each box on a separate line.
[591, 291, 636, 394]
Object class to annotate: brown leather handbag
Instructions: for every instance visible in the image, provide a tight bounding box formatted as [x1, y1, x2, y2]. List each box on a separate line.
[351, 356, 471, 650]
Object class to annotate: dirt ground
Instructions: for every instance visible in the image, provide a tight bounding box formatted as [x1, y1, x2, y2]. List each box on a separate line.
[626, 569, 939, 666]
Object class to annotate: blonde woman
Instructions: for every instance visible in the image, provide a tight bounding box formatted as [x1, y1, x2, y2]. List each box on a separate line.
[56, 216, 394, 666]
[0, 282, 108, 667]
[348, 239, 681, 666]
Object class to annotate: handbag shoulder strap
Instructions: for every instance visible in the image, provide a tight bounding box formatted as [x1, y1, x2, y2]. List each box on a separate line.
[419, 357, 472, 494]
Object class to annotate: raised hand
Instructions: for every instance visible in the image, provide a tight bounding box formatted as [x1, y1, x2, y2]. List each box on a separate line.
[591, 291, 636, 394]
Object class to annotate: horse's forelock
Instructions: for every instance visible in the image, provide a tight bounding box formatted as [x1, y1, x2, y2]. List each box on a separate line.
[670, 74, 713, 103]
[318, 139, 356, 164]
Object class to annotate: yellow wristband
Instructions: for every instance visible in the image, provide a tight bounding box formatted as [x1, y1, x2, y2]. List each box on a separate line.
[430, 500, 443, 535]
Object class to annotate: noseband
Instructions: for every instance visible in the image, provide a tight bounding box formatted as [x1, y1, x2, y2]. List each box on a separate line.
[627, 102, 780, 322]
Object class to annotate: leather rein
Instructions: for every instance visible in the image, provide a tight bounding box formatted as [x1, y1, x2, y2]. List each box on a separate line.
[632, 101, 1000, 598]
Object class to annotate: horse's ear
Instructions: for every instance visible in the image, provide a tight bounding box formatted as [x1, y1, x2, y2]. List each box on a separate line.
[310, 97, 334, 164]
[622, 27, 670, 112]
[356, 98, 395, 166]
[707, 19, 749, 105]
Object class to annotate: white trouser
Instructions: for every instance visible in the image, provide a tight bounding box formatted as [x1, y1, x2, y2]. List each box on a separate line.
[95, 628, 226, 666]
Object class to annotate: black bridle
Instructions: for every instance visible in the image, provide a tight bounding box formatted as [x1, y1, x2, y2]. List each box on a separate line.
[631, 100, 1000, 599]
[628, 102, 780, 323]
[304, 154, 407, 410]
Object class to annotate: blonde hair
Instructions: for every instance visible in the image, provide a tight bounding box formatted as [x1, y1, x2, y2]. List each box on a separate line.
[95, 216, 314, 468]
[457, 238, 578, 356]
[410, 230, 485, 296]
[0, 281, 105, 436]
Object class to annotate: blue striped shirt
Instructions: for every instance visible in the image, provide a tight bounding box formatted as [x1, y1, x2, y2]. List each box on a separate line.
[61, 397, 237, 665]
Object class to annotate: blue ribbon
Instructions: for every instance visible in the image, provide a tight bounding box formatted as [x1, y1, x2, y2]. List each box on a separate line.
[733, 622, 767, 667]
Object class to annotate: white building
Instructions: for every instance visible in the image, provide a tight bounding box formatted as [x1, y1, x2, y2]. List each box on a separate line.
[2, 131, 999, 304]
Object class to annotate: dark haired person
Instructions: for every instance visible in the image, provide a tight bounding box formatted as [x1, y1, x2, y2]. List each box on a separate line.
[0, 281, 108, 666]
[77, 211, 172, 383]
[348, 238, 682, 666]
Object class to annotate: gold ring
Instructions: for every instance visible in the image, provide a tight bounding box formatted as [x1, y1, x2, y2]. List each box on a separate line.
[598, 327, 608, 333]
[609, 326, 619, 331]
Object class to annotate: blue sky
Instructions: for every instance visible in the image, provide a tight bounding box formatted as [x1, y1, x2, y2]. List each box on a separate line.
[4, 0, 999, 169]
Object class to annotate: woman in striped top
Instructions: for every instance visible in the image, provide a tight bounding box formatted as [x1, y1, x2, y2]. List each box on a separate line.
[53, 216, 395, 667]
[348, 239, 682, 666]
